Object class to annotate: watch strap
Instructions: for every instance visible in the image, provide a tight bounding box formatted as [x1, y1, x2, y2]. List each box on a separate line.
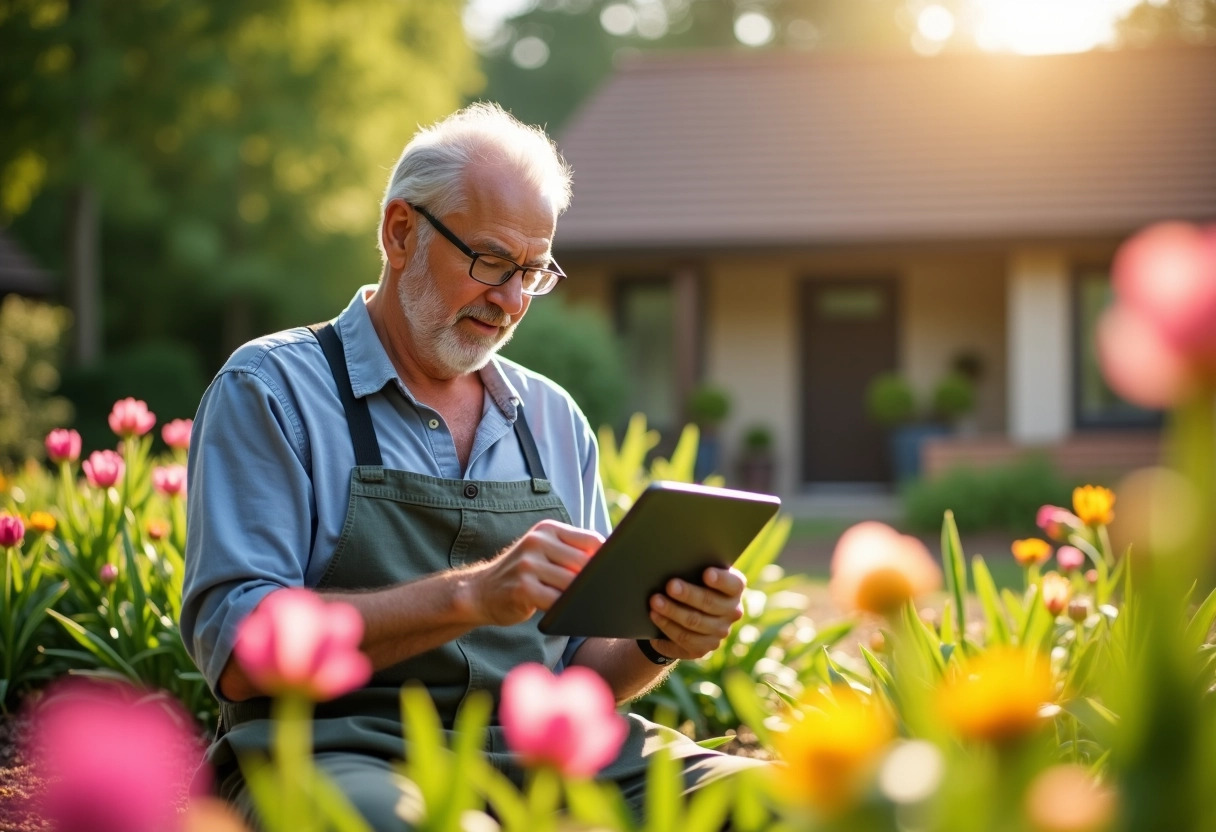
[636, 638, 674, 666]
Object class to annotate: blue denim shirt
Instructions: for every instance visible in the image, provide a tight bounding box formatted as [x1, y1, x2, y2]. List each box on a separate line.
[181, 286, 609, 694]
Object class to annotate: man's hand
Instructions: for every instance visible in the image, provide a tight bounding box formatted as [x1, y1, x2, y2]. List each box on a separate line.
[466, 519, 603, 626]
[647, 566, 746, 660]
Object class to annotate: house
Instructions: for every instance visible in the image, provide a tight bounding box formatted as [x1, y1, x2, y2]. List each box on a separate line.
[551, 46, 1216, 496]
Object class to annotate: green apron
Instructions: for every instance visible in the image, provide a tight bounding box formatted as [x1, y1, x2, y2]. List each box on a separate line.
[212, 323, 760, 828]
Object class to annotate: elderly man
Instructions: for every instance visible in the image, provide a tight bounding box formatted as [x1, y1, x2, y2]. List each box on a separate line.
[182, 103, 761, 829]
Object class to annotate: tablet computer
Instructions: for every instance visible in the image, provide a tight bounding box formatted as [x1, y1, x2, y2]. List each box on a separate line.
[538, 481, 781, 638]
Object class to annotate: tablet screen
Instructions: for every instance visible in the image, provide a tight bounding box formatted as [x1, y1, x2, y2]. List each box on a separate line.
[538, 481, 781, 638]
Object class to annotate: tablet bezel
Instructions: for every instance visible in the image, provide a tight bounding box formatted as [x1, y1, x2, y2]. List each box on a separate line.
[537, 481, 781, 638]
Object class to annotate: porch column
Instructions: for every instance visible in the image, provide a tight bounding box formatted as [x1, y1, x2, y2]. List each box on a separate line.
[1006, 249, 1072, 443]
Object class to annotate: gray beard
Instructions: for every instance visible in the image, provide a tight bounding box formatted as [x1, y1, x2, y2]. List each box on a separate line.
[395, 249, 519, 377]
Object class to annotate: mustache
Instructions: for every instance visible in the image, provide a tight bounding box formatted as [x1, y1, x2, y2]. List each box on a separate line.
[459, 305, 513, 328]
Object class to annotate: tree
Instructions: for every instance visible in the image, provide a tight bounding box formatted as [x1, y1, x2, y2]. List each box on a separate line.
[1, 0, 481, 386]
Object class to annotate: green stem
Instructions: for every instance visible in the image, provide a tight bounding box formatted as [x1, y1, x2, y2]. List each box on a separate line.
[273, 694, 316, 832]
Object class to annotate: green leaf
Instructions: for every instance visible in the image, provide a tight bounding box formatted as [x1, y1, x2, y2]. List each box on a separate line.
[722, 669, 772, 747]
[643, 747, 680, 832]
[941, 510, 968, 643]
[47, 610, 139, 678]
[695, 735, 736, 749]
[399, 684, 445, 800]
[1001, 587, 1028, 633]
[1184, 584, 1216, 651]
[972, 556, 1011, 645]
[684, 777, 734, 832]
[563, 778, 636, 832]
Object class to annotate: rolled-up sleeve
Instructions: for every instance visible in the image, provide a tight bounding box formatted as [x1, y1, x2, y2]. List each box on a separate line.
[180, 363, 315, 697]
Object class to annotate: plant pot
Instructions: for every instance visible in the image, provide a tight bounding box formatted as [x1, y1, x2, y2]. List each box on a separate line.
[889, 422, 952, 483]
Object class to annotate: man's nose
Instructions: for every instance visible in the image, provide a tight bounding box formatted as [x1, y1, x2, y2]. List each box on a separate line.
[485, 271, 526, 317]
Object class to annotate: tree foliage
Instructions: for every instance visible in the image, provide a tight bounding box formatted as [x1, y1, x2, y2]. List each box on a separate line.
[1, 0, 481, 383]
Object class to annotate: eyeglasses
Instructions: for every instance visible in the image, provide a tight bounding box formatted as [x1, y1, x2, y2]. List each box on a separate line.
[410, 203, 567, 296]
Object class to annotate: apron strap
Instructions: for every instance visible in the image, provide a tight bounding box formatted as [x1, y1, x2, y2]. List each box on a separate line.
[513, 407, 551, 493]
[310, 322, 384, 468]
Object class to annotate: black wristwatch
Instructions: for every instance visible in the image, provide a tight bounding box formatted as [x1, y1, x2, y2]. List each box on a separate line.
[636, 638, 674, 666]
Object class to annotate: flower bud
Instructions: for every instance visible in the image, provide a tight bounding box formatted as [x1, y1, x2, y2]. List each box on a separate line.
[28, 511, 57, 534]
[1067, 597, 1092, 623]
[108, 398, 157, 438]
[161, 418, 193, 451]
[1040, 572, 1072, 617]
[45, 428, 83, 464]
[0, 512, 25, 548]
[1055, 545, 1085, 572]
[99, 564, 118, 586]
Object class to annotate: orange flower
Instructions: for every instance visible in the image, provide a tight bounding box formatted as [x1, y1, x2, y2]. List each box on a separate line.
[1012, 538, 1052, 567]
[28, 511, 57, 534]
[829, 522, 942, 616]
[939, 647, 1053, 745]
[1040, 572, 1072, 617]
[146, 519, 171, 541]
[1072, 485, 1115, 527]
[773, 686, 894, 815]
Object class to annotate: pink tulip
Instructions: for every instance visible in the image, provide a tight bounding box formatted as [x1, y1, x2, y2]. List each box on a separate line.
[500, 663, 628, 778]
[153, 464, 187, 496]
[1036, 505, 1082, 543]
[0, 512, 24, 548]
[1113, 222, 1216, 360]
[234, 588, 372, 701]
[83, 450, 125, 489]
[45, 428, 82, 463]
[25, 679, 208, 832]
[1096, 304, 1199, 409]
[1055, 545, 1086, 572]
[162, 418, 193, 450]
[108, 397, 157, 438]
[99, 564, 118, 586]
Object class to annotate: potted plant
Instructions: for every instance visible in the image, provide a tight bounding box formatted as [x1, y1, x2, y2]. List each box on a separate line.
[864, 372, 949, 483]
[686, 384, 731, 480]
[931, 371, 976, 433]
[736, 424, 776, 493]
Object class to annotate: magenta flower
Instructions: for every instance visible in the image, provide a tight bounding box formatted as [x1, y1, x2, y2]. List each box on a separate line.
[500, 663, 628, 778]
[26, 679, 208, 832]
[99, 564, 118, 586]
[1035, 505, 1082, 543]
[153, 464, 187, 497]
[83, 450, 125, 489]
[108, 397, 157, 438]
[161, 418, 193, 450]
[0, 512, 25, 548]
[1056, 545, 1086, 572]
[45, 428, 83, 463]
[234, 588, 372, 701]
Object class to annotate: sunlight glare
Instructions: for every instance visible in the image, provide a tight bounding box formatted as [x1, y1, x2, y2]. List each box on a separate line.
[918, 5, 956, 42]
[969, 0, 1143, 55]
[735, 11, 775, 47]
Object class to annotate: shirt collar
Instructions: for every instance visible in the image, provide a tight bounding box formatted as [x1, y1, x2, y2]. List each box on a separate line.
[335, 285, 521, 420]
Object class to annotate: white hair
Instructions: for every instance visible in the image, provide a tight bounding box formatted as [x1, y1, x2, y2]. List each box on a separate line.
[379, 102, 573, 256]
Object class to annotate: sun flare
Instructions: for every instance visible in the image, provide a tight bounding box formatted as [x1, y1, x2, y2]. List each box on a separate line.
[969, 0, 1145, 55]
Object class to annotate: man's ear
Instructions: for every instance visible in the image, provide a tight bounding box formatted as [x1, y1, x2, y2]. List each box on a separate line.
[381, 199, 415, 270]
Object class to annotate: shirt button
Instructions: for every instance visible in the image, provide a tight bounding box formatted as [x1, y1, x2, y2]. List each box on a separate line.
[463, 483, 479, 499]
[427, 418, 440, 429]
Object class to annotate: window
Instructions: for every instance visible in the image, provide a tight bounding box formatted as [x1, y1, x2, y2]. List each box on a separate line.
[1073, 267, 1162, 429]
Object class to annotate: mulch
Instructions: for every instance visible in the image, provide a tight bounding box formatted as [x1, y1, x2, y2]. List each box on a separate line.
[0, 710, 49, 832]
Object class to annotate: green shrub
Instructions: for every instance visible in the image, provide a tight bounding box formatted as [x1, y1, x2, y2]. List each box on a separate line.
[0, 296, 74, 463]
[864, 371, 916, 427]
[501, 297, 630, 432]
[931, 371, 975, 422]
[686, 384, 731, 428]
[58, 341, 207, 453]
[901, 454, 1081, 534]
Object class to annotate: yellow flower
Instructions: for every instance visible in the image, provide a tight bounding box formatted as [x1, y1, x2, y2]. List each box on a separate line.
[1040, 572, 1072, 617]
[829, 522, 942, 617]
[1012, 538, 1052, 567]
[1072, 485, 1115, 527]
[0, 471, 8, 493]
[939, 647, 1053, 745]
[28, 511, 56, 533]
[773, 686, 894, 815]
[146, 518, 171, 540]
